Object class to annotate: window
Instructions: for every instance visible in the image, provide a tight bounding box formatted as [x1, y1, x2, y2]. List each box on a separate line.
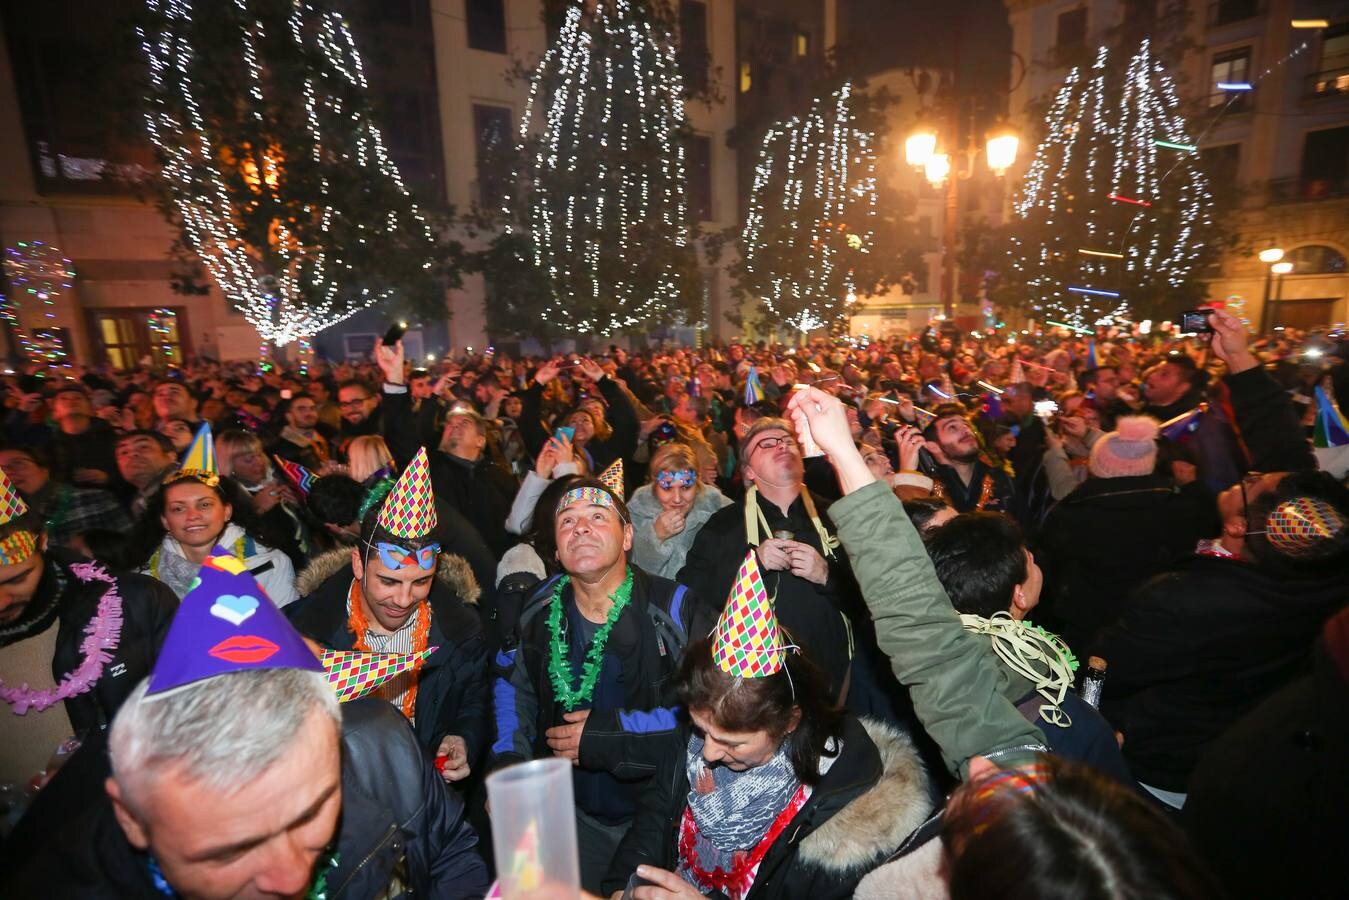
[1285, 245, 1347, 275]
[1209, 0, 1260, 27]
[1300, 125, 1349, 187]
[466, 0, 507, 54]
[687, 134, 713, 222]
[739, 60, 753, 93]
[1201, 142, 1242, 185]
[1210, 47, 1251, 107]
[91, 310, 189, 369]
[1052, 8, 1084, 62]
[795, 33, 810, 58]
[1310, 23, 1349, 97]
[678, 1, 709, 94]
[472, 104, 514, 208]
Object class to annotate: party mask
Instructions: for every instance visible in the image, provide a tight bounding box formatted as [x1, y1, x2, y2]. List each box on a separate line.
[375, 542, 440, 571]
[655, 469, 697, 490]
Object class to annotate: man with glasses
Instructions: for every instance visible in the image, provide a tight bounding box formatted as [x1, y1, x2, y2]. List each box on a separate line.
[679, 417, 856, 698]
[335, 379, 382, 457]
[288, 448, 487, 780]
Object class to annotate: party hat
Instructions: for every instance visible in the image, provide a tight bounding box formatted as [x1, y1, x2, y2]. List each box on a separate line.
[1264, 497, 1346, 556]
[598, 458, 624, 495]
[170, 422, 219, 486]
[744, 366, 766, 405]
[375, 447, 437, 538]
[146, 548, 323, 697]
[320, 646, 436, 702]
[712, 550, 785, 678]
[0, 464, 36, 566]
[1313, 382, 1349, 449]
[273, 455, 316, 496]
[1086, 338, 1099, 370]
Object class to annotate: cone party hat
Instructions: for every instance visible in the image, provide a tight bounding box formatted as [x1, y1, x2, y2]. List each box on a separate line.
[320, 647, 436, 702]
[0, 464, 35, 566]
[273, 455, 316, 496]
[376, 447, 437, 538]
[171, 422, 219, 486]
[598, 458, 624, 495]
[712, 549, 785, 677]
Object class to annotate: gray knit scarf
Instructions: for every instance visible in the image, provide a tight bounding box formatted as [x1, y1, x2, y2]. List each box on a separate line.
[684, 734, 801, 852]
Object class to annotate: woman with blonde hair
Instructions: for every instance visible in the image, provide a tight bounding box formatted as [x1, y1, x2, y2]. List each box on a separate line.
[628, 441, 730, 578]
[346, 434, 395, 486]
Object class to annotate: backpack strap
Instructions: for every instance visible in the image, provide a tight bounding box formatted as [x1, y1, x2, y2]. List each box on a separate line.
[645, 581, 690, 661]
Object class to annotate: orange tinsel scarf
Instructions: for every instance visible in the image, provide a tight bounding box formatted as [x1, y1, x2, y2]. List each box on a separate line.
[346, 579, 431, 720]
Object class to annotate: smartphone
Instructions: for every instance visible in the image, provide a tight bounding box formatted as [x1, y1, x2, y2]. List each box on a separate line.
[1179, 309, 1214, 335]
[554, 426, 575, 442]
[382, 322, 408, 346]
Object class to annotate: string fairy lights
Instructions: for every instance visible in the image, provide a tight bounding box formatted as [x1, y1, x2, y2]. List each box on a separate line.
[2, 241, 75, 364]
[1008, 40, 1216, 329]
[137, 0, 438, 347]
[505, 0, 695, 335]
[739, 83, 878, 334]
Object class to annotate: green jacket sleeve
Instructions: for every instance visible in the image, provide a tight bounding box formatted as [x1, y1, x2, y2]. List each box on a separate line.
[829, 480, 1047, 778]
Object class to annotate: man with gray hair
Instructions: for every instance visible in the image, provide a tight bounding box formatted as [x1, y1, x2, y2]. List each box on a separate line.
[4, 552, 488, 898]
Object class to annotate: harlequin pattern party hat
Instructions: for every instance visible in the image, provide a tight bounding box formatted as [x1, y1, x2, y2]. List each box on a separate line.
[320, 646, 436, 702]
[170, 422, 219, 486]
[1265, 497, 1346, 556]
[376, 446, 437, 538]
[146, 547, 323, 697]
[598, 458, 624, 495]
[712, 550, 784, 677]
[0, 463, 35, 565]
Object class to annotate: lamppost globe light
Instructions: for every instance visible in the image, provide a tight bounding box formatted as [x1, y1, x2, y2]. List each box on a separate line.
[1258, 248, 1285, 264]
[924, 152, 951, 186]
[1271, 261, 1294, 275]
[985, 125, 1019, 174]
[905, 128, 938, 168]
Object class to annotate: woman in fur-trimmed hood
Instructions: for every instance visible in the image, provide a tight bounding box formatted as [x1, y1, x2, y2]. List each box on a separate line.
[601, 627, 933, 900]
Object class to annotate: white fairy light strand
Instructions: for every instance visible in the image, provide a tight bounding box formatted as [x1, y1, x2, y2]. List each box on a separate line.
[740, 83, 876, 333]
[138, 0, 436, 347]
[506, 0, 692, 334]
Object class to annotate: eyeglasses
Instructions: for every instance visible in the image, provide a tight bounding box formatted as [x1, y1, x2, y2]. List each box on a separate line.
[338, 398, 370, 409]
[751, 435, 798, 454]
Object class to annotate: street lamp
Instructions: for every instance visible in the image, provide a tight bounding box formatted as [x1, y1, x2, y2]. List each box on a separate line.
[905, 125, 938, 168]
[924, 152, 952, 186]
[1256, 248, 1285, 335]
[985, 122, 1020, 175]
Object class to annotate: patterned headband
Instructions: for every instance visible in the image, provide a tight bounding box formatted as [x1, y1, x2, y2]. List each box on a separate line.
[0, 530, 37, 566]
[655, 469, 697, 489]
[556, 486, 623, 519]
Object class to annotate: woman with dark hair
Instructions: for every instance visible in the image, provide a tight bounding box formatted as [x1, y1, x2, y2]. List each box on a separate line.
[124, 429, 298, 606]
[603, 554, 933, 900]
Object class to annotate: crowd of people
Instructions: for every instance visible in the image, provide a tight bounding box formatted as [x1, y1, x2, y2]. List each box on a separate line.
[0, 310, 1346, 899]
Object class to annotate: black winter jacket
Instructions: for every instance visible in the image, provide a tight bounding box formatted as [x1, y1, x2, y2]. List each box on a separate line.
[1096, 554, 1347, 791]
[1, 700, 490, 899]
[288, 549, 490, 764]
[1038, 473, 1217, 654]
[602, 715, 932, 900]
[517, 374, 640, 473]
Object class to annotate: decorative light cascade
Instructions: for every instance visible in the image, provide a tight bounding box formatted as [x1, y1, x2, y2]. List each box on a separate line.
[1008, 41, 1215, 328]
[739, 83, 878, 333]
[137, 0, 438, 347]
[2, 241, 74, 363]
[147, 307, 179, 366]
[506, 0, 694, 334]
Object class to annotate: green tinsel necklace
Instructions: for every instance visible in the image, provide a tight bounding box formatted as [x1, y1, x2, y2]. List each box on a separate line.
[547, 568, 634, 711]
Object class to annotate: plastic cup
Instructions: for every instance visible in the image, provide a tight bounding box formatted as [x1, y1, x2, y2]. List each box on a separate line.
[486, 757, 579, 899]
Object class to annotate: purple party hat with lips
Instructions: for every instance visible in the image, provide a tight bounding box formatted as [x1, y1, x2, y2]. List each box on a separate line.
[145, 547, 322, 698]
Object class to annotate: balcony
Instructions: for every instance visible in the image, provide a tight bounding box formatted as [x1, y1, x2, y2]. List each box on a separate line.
[1265, 176, 1349, 204]
[1207, 0, 1262, 28]
[1307, 66, 1349, 99]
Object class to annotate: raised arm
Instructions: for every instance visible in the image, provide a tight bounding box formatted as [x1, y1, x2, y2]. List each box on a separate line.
[785, 388, 1047, 778]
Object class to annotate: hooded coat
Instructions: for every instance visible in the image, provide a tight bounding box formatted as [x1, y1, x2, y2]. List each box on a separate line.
[602, 716, 932, 900]
[288, 548, 489, 763]
[628, 482, 732, 580]
[1096, 553, 1348, 792]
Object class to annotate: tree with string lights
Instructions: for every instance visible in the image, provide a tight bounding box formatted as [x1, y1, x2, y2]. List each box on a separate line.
[1000, 40, 1227, 328]
[485, 0, 702, 336]
[138, 0, 455, 347]
[730, 83, 921, 336]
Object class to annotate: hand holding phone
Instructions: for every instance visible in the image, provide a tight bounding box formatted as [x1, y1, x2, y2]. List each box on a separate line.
[1178, 309, 1214, 335]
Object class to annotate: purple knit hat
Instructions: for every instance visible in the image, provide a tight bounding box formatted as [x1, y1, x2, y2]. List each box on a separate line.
[1088, 416, 1160, 478]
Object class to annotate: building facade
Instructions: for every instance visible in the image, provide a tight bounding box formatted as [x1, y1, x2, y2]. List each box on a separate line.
[1004, 0, 1349, 329]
